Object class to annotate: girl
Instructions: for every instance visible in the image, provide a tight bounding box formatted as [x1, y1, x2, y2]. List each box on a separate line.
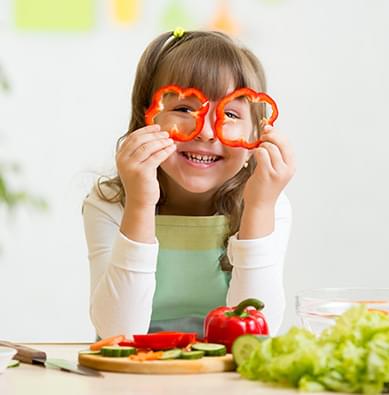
[83, 29, 295, 339]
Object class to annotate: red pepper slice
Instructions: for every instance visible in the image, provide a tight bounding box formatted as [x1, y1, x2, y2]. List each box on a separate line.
[215, 88, 278, 149]
[118, 340, 135, 347]
[204, 298, 269, 353]
[175, 332, 197, 348]
[132, 331, 197, 350]
[145, 85, 209, 142]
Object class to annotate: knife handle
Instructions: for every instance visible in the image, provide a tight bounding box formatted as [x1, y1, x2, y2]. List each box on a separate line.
[0, 341, 47, 364]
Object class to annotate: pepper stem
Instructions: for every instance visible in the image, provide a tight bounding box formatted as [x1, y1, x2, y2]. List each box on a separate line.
[231, 298, 265, 316]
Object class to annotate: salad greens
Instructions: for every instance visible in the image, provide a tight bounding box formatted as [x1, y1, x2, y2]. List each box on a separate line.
[238, 305, 389, 394]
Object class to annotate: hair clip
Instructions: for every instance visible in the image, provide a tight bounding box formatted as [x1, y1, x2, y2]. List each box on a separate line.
[173, 27, 185, 38]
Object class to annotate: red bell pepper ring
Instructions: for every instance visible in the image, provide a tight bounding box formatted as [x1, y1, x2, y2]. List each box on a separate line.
[132, 331, 197, 350]
[215, 87, 279, 149]
[204, 298, 269, 353]
[145, 84, 209, 142]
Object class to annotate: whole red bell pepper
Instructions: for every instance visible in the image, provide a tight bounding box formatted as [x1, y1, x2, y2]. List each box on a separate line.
[204, 298, 269, 352]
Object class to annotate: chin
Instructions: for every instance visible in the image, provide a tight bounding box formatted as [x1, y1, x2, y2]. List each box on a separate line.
[178, 179, 218, 195]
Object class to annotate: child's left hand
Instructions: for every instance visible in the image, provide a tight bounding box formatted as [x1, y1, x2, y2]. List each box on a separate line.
[242, 125, 295, 209]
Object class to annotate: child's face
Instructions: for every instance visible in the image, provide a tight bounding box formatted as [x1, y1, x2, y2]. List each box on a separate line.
[159, 84, 251, 196]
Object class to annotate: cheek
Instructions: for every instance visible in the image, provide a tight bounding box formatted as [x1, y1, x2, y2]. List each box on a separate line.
[225, 148, 250, 169]
[159, 153, 177, 174]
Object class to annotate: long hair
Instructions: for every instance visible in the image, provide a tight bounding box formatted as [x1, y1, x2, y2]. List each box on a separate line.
[97, 30, 267, 271]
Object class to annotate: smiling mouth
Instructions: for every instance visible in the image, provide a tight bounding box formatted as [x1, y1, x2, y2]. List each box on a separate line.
[181, 152, 222, 164]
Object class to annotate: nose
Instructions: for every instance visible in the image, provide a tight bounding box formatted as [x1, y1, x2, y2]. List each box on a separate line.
[195, 104, 216, 143]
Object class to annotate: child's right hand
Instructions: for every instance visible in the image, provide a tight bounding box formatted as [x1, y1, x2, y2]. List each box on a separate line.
[116, 125, 176, 208]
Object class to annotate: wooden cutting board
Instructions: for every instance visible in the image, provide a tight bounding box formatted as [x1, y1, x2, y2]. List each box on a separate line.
[78, 353, 235, 374]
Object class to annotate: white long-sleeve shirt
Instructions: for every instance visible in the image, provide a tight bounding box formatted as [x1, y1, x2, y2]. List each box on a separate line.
[82, 186, 292, 338]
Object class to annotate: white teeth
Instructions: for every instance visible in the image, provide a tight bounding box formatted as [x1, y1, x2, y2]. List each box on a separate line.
[183, 152, 219, 163]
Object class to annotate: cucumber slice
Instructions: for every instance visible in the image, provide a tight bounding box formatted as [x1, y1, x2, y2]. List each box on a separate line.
[159, 349, 182, 360]
[116, 346, 136, 357]
[78, 349, 101, 355]
[101, 346, 136, 357]
[181, 350, 205, 360]
[7, 359, 20, 368]
[232, 334, 268, 366]
[191, 343, 227, 356]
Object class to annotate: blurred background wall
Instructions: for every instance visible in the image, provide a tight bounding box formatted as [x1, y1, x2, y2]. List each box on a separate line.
[0, 0, 388, 341]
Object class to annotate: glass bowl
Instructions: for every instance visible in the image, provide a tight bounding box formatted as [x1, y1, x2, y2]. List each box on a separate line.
[296, 287, 389, 335]
[0, 347, 17, 374]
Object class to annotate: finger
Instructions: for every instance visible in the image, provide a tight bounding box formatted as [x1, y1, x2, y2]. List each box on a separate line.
[119, 130, 170, 158]
[259, 142, 285, 172]
[261, 124, 274, 135]
[118, 124, 162, 152]
[260, 130, 294, 166]
[132, 138, 175, 163]
[254, 146, 275, 175]
[143, 143, 177, 168]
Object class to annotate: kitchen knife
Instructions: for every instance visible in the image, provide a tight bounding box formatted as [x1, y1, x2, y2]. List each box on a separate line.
[0, 340, 102, 377]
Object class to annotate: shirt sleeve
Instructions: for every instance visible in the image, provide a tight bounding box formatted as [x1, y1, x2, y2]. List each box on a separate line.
[226, 192, 292, 336]
[82, 186, 158, 338]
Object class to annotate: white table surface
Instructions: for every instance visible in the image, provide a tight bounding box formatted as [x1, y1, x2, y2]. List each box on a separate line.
[0, 343, 343, 395]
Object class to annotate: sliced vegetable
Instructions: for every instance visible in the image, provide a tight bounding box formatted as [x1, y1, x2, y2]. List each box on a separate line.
[129, 351, 164, 361]
[159, 349, 182, 360]
[215, 88, 278, 149]
[118, 340, 135, 347]
[176, 332, 197, 348]
[78, 349, 102, 355]
[191, 343, 226, 356]
[90, 335, 125, 351]
[204, 298, 269, 353]
[145, 84, 279, 149]
[133, 332, 196, 350]
[145, 85, 209, 142]
[101, 346, 136, 358]
[232, 334, 268, 366]
[7, 359, 20, 368]
[181, 350, 205, 360]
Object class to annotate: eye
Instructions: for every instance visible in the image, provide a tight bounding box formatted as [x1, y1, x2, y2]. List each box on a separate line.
[225, 111, 239, 120]
[173, 106, 194, 113]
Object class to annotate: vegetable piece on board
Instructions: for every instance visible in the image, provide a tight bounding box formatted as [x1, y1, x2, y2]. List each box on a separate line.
[232, 334, 268, 366]
[129, 351, 164, 361]
[133, 332, 195, 350]
[191, 343, 226, 356]
[181, 350, 205, 360]
[101, 346, 136, 357]
[7, 360, 20, 368]
[118, 340, 135, 347]
[204, 298, 269, 352]
[176, 332, 197, 348]
[78, 349, 102, 355]
[159, 349, 182, 360]
[90, 335, 125, 351]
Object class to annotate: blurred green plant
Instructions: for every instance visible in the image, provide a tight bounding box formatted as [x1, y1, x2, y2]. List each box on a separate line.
[0, 64, 47, 215]
[0, 162, 48, 212]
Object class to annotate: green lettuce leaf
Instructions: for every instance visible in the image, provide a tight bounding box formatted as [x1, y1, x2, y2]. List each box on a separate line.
[238, 305, 389, 394]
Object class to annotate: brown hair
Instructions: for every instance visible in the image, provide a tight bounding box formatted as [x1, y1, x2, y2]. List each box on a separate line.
[98, 30, 267, 271]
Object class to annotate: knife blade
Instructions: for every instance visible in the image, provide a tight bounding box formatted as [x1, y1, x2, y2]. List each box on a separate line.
[0, 340, 102, 377]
